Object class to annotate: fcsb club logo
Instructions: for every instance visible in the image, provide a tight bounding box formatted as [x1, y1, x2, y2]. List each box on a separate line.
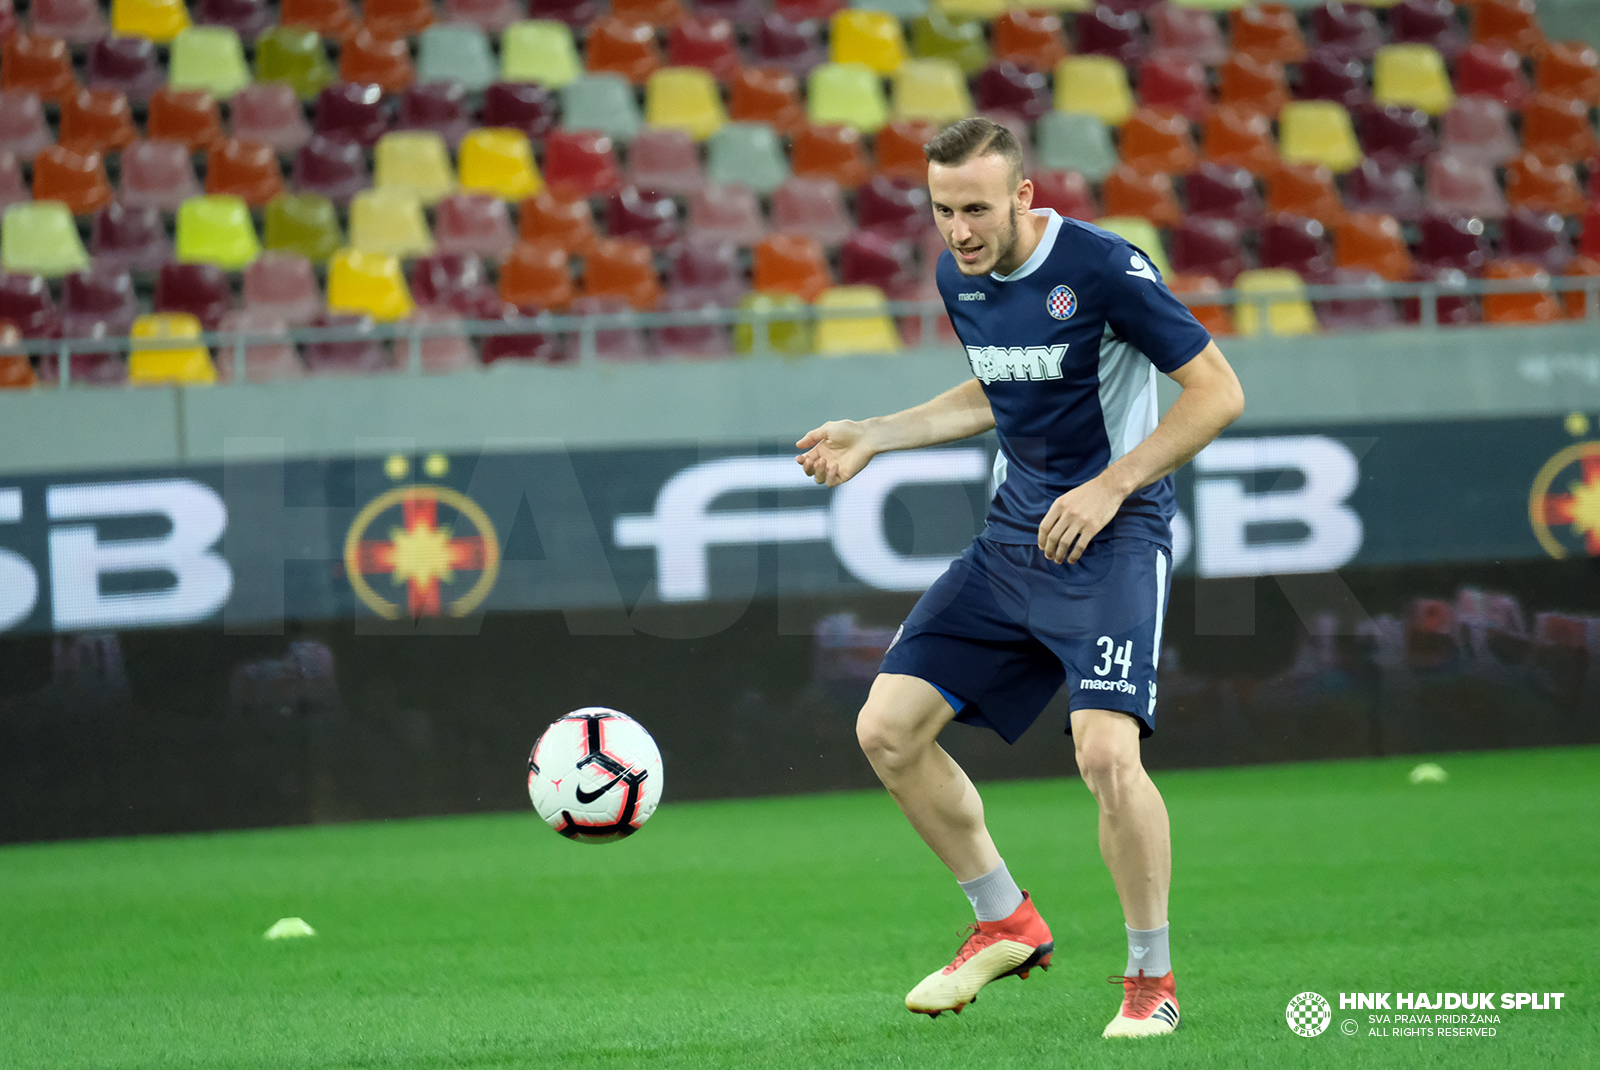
[1529, 441, 1600, 559]
[1286, 992, 1333, 1037]
[1046, 284, 1077, 321]
[343, 472, 501, 620]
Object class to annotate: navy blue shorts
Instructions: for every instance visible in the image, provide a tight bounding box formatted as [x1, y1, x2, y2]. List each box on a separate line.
[879, 535, 1172, 744]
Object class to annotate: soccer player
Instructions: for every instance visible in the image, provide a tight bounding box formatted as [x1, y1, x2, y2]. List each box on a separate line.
[796, 117, 1244, 1038]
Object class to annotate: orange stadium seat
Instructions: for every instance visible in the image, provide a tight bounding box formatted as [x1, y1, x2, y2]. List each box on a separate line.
[1099, 165, 1181, 227]
[1472, 0, 1545, 56]
[1504, 152, 1587, 215]
[2, 33, 77, 101]
[1266, 162, 1346, 226]
[582, 236, 662, 309]
[33, 145, 114, 216]
[1217, 54, 1289, 119]
[791, 123, 871, 188]
[499, 240, 575, 310]
[1230, 4, 1307, 64]
[753, 232, 832, 301]
[57, 89, 138, 155]
[990, 9, 1068, 72]
[1202, 105, 1281, 176]
[1520, 93, 1600, 163]
[1481, 258, 1560, 322]
[1118, 109, 1199, 176]
[586, 17, 662, 85]
[727, 66, 807, 134]
[1335, 213, 1414, 280]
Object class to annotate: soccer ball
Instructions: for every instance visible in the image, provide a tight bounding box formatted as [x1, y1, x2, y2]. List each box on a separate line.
[527, 707, 664, 843]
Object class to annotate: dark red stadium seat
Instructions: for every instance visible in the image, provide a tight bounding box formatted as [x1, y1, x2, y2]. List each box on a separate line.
[315, 82, 389, 147]
[1354, 102, 1437, 166]
[1257, 213, 1334, 279]
[1499, 207, 1571, 270]
[1390, 0, 1467, 58]
[397, 82, 471, 145]
[197, 0, 273, 39]
[751, 11, 825, 76]
[85, 37, 164, 101]
[840, 230, 918, 300]
[1343, 157, 1424, 221]
[669, 14, 742, 79]
[1310, 1, 1383, 61]
[0, 272, 59, 337]
[155, 262, 234, 328]
[856, 175, 932, 240]
[973, 62, 1052, 122]
[652, 291, 732, 359]
[605, 186, 681, 250]
[61, 266, 139, 338]
[481, 83, 558, 140]
[543, 131, 622, 199]
[1169, 216, 1247, 283]
[1415, 211, 1490, 273]
[1453, 43, 1531, 107]
[292, 135, 367, 204]
[1075, 5, 1146, 67]
[1137, 52, 1210, 121]
[1297, 51, 1371, 108]
[410, 252, 489, 308]
[1185, 162, 1262, 226]
[1315, 268, 1401, 331]
[668, 237, 745, 305]
[302, 313, 393, 374]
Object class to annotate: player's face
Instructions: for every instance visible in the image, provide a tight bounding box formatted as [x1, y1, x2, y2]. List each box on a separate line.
[928, 156, 1034, 277]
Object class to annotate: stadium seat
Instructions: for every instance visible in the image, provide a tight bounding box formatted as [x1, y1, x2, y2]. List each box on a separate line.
[1169, 216, 1246, 283]
[752, 11, 826, 76]
[417, 24, 497, 92]
[32, 0, 108, 44]
[627, 127, 704, 195]
[1, 33, 76, 102]
[612, 0, 686, 24]
[1217, 53, 1289, 119]
[86, 37, 165, 102]
[606, 186, 680, 250]
[1137, 53, 1209, 122]
[168, 27, 251, 99]
[830, 10, 906, 73]
[1416, 211, 1490, 273]
[1232, 4, 1306, 63]
[1391, 0, 1467, 58]
[1472, 0, 1544, 56]
[991, 9, 1068, 70]
[61, 265, 139, 337]
[856, 175, 930, 240]
[1561, 255, 1600, 317]
[481, 83, 558, 141]
[930, 0, 1000, 19]
[1118, 109, 1198, 177]
[499, 239, 575, 309]
[668, 236, 744, 305]
[120, 140, 202, 211]
[292, 134, 367, 204]
[910, 11, 988, 75]
[815, 285, 899, 355]
[396, 83, 472, 146]
[434, 194, 515, 259]
[128, 313, 216, 385]
[176, 194, 261, 269]
[501, 20, 582, 86]
[1036, 111, 1117, 182]
[315, 82, 389, 147]
[410, 252, 489, 308]
[242, 252, 322, 325]
[875, 118, 939, 181]
[471, 298, 564, 365]
[340, 29, 414, 93]
[972, 62, 1050, 122]
[349, 189, 436, 258]
[1314, 268, 1401, 332]
[892, 59, 972, 123]
[1481, 259, 1560, 323]
[1030, 169, 1097, 220]
[254, 26, 337, 102]
[1334, 212, 1413, 280]
[1453, 43, 1530, 108]
[1053, 56, 1133, 127]
[1149, 3, 1225, 66]
[668, 15, 742, 79]
[1076, 5, 1146, 68]
[1201, 105, 1280, 176]
[652, 291, 732, 359]
[1258, 213, 1334, 279]
[542, 131, 622, 198]
[1425, 153, 1507, 218]
[809, 63, 890, 132]
[1344, 157, 1424, 221]
[147, 87, 225, 151]
[585, 17, 661, 86]
[705, 122, 789, 194]
[0, 156, 24, 213]
[1185, 163, 1262, 227]
[1439, 96, 1519, 165]
[791, 124, 871, 188]
[231, 83, 312, 152]
[645, 67, 727, 141]
[458, 129, 542, 200]
[519, 190, 597, 254]
[732, 290, 810, 355]
[1233, 268, 1317, 335]
[1279, 101, 1362, 173]
[90, 203, 172, 271]
[728, 66, 806, 135]
[278, 0, 355, 39]
[363, 0, 434, 38]
[1165, 273, 1231, 336]
[154, 261, 233, 327]
[111, 0, 189, 42]
[58, 90, 138, 156]
[1520, 93, 1600, 164]
[1499, 207, 1571, 270]
[1373, 44, 1455, 115]
[448, 0, 521, 32]
[0, 272, 60, 337]
[327, 248, 414, 320]
[214, 310, 304, 382]
[1536, 40, 1600, 103]
[374, 132, 456, 206]
[686, 182, 766, 246]
[581, 237, 662, 309]
[1262, 162, 1342, 226]
[301, 312, 393, 374]
[753, 233, 832, 301]
[0, 338, 36, 389]
[1296, 51, 1370, 109]
[567, 295, 649, 361]
[206, 139, 285, 207]
[0, 92, 51, 159]
[1100, 165, 1181, 227]
[1311, 1, 1382, 61]
[560, 74, 642, 142]
[33, 146, 113, 216]
[526, 0, 601, 29]
[1504, 152, 1586, 215]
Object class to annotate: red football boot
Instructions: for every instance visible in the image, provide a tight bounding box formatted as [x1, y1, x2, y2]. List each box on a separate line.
[905, 891, 1054, 1016]
[1103, 969, 1181, 1037]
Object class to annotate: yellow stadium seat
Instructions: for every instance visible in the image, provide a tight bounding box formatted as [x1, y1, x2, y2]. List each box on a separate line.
[1, 202, 90, 277]
[457, 128, 543, 199]
[500, 21, 582, 87]
[808, 63, 890, 133]
[1092, 216, 1172, 278]
[374, 131, 457, 205]
[815, 285, 900, 355]
[892, 59, 972, 123]
[1278, 100, 1362, 173]
[175, 194, 260, 269]
[1373, 43, 1454, 116]
[326, 248, 415, 321]
[829, 10, 908, 74]
[732, 291, 812, 355]
[128, 313, 216, 385]
[1054, 56, 1134, 126]
[644, 67, 726, 141]
[1233, 268, 1318, 336]
[348, 188, 436, 258]
[935, 0, 1007, 18]
[111, 0, 190, 42]
[168, 27, 251, 99]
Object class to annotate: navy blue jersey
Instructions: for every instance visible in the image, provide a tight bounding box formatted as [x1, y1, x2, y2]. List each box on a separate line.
[937, 210, 1211, 549]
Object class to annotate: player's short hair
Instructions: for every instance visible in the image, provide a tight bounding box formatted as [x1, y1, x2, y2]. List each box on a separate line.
[923, 117, 1025, 189]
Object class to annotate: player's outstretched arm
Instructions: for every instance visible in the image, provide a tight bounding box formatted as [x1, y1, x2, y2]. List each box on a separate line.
[796, 378, 995, 487]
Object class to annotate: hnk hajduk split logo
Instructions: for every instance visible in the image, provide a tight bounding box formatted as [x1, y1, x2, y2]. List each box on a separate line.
[1287, 992, 1333, 1037]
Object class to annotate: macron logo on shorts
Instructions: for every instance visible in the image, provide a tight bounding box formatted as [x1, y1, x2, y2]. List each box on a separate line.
[1079, 678, 1138, 695]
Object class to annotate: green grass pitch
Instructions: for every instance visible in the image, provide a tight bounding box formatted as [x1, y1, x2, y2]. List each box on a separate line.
[2, 747, 1596, 1069]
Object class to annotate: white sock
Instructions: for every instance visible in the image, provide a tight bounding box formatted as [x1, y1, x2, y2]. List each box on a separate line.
[1126, 922, 1171, 977]
[958, 861, 1025, 922]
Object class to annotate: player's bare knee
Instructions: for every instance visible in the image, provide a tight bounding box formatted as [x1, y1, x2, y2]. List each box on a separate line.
[1075, 738, 1141, 807]
[856, 703, 914, 770]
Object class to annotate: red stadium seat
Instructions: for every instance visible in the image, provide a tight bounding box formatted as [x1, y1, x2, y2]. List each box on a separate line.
[1137, 53, 1209, 122]
[669, 15, 742, 79]
[543, 131, 623, 199]
[1231, 4, 1307, 64]
[1169, 217, 1247, 283]
[411, 252, 489, 308]
[840, 230, 917, 300]
[0, 272, 59, 337]
[1030, 169, 1097, 221]
[279, 0, 356, 40]
[855, 175, 931, 240]
[1185, 162, 1262, 227]
[1453, 43, 1531, 107]
[1311, 2, 1383, 61]
[613, 0, 687, 27]
[61, 266, 138, 337]
[1499, 207, 1571, 270]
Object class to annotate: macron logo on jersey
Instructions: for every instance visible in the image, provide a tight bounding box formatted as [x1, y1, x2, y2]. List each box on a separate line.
[966, 344, 1068, 385]
[1125, 254, 1159, 283]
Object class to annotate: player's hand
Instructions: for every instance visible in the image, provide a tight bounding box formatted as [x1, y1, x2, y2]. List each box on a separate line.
[1038, 475, 1126, 564]
[796, 420, 877, 486]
